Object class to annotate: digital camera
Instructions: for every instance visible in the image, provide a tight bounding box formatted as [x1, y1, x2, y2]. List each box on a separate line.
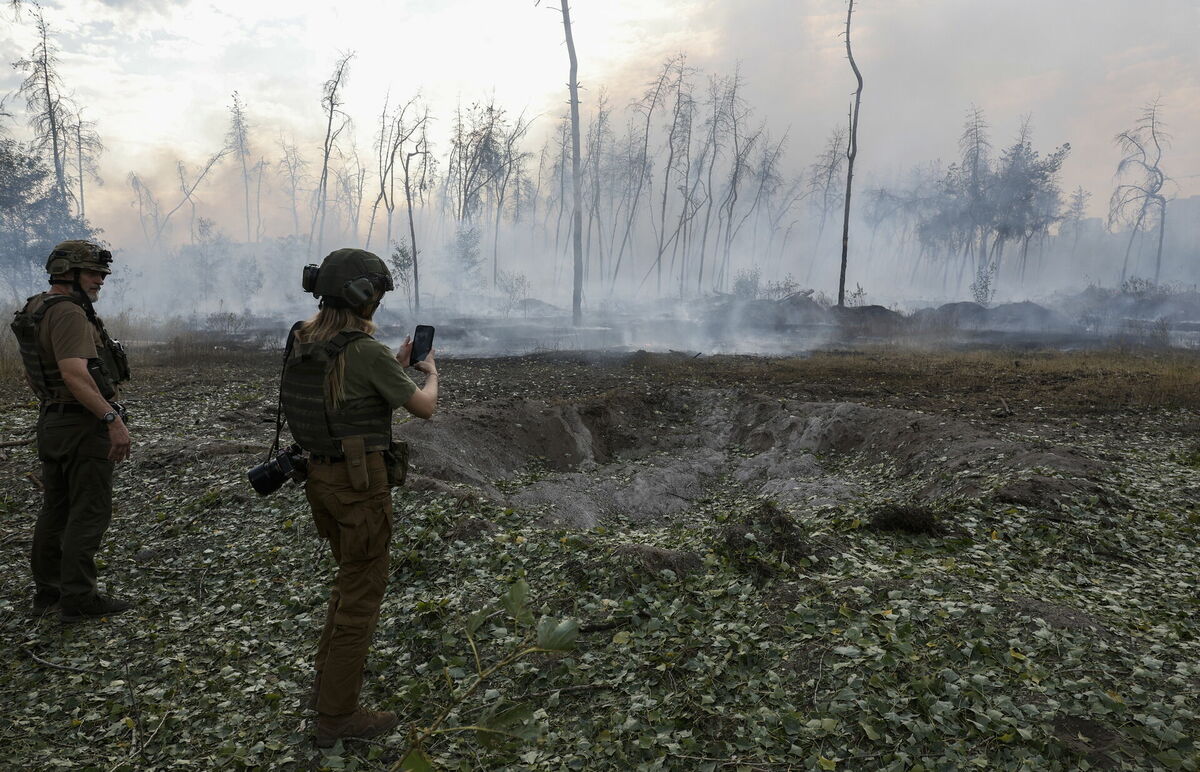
[248, 444, 307, 496]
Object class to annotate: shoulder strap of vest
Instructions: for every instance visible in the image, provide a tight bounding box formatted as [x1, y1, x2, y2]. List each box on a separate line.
[30, 294, 82, 322]
[323, 330, 371, 360]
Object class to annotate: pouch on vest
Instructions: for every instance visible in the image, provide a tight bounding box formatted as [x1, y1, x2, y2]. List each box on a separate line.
[107, 338, 131, 382]
[384, 440, 409, 488]
[87, 358, 117, 400]
[342, 435, 370, 492]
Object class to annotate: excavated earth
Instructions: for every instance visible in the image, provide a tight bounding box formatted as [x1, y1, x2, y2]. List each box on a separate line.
[2, 344, 1199, 769]
[403, 386, 1119, 527]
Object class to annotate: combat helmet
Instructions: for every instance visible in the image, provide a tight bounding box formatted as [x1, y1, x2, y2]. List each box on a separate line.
[302, 248, 393, 308]
[46, 240, 113, 277]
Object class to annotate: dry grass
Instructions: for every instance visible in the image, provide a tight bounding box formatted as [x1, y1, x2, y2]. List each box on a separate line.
[676, 346, 1200, 413]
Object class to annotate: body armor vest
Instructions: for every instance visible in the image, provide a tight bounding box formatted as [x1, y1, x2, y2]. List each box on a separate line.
[10, 293, 130, 402]
[281, 330, 392, 457]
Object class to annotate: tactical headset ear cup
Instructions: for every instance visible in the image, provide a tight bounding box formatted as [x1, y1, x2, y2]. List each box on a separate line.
[301, 264, 320, 293]
[342, 277, 376, 306]
[46, 257, 71, 275]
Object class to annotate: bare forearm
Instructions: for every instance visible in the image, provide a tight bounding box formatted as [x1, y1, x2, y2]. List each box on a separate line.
[61, 368, 116, 419]
[405, 374, 438, 419]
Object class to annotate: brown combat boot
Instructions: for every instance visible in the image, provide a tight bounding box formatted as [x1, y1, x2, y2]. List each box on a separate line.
[315, 708, 399, 748]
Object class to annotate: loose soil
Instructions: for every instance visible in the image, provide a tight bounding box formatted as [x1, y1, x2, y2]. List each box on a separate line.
[1, 344, 1198, 770]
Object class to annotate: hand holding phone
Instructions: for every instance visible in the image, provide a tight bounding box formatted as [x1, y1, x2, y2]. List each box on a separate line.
[409, 324, 435, 367]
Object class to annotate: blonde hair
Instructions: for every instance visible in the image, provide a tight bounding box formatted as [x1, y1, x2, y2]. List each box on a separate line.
[296, 304, 377, 407]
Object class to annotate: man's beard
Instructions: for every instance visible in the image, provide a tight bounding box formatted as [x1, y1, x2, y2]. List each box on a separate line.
[84, 288, 100, 302]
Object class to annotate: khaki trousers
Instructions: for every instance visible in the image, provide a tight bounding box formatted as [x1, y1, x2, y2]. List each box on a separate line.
[31, 409, 114, 605]
[305, 452, 392, 717]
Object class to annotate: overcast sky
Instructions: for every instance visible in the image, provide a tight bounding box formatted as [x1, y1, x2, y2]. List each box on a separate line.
[2, 0, 1197, 246]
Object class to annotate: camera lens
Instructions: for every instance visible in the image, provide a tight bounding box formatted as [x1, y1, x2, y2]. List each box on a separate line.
[248, 459, 286, 496]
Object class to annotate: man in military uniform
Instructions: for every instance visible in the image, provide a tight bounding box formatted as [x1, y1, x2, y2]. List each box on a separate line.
[10, 240, 133, 621]
[281, 248, 438, 747]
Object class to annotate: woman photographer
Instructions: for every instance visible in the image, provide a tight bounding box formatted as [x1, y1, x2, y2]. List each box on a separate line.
[281, 248, 438, 747]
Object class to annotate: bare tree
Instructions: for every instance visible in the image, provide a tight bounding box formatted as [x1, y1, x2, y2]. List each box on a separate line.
[445, 100, 504, 223]
[400, 112, 432, 310]
[644, 56, 694, 295]
[836, 0, 864, 307]
[1109, 99, 1172, 284]
[806, 127, 846, 270]
[68, 107, 102, 219]
[1061, 185, 1090, 258]
[311, 52, 354, 258]
[540, 0, 585, 324]
[276, 136, 309, 237]
[490, 111, 533, 285]
[127, 147, 228, 248]
[14, 4, 71, 204]
[610, 57, 674, 295]
[226, 91, 255, 242]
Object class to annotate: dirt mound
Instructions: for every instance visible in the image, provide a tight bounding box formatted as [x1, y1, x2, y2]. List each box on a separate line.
[986, 301, 1074, 332]
[830, 304, 906, 335]
[400, 385, 1117, 527]
[719, 500, 812, 577]
[612, 543, 703, 576]
[868, 503, 941, 534]
[912, 301, 988, 330]
[401, 389, 674, 495]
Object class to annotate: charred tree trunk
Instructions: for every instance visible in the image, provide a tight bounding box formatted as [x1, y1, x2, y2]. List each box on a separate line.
[561, 0, 585, 325]
[837, 0, 864, 307]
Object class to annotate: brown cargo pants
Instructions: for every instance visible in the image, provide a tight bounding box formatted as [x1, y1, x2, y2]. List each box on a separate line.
[305, 452, 392, 717]
[31, 408, 114, 605]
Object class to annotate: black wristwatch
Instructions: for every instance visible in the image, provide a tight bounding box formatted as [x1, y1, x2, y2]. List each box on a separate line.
[101, 410, 119, 424]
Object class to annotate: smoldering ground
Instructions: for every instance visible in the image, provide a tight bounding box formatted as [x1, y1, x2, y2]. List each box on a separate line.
[1, 341, 1198, 769]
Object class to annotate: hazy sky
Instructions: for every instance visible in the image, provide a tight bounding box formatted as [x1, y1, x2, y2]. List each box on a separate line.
[2, 0, 1198, 247]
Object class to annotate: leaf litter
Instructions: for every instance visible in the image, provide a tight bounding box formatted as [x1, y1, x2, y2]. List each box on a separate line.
[0, 348, 1197, 770]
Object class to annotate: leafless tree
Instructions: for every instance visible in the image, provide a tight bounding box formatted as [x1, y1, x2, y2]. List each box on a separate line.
[836, 0, 864, 307]
[644, 56, 695, 295]
[1109, 99, 1172, 284]
[400, 113, 432, 310]
[276, 135, 309, 237]
[806, 127, 846, 270]
[610, 56, 674, 295]
[226, 91, 255, 242]
[445, 100, 504, 223]
[582, 90, 612, 288]
[127, 147, 228, 248]
[490, 110, 533, 285]
[1061, 185, 1090, 258]
[14, 4, 71, 204]
[68, 107, 102, 220]
[311, 52, 354, 258]
[551, 0, 585, 324]
[715, 74, 759, 291]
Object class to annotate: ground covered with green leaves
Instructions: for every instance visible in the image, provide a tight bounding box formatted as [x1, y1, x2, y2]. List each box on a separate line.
[1, 346, 1198, 770]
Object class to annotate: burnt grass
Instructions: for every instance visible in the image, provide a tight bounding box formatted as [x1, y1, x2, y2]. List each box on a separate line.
[1, 344, 1199, 770]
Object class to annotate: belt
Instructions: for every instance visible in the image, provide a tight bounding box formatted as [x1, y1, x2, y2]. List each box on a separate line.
[42, 402, 89, 415]
[309, 454, 345, 464]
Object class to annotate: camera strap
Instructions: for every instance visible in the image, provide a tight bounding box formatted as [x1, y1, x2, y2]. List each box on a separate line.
[268, 321, 305, 461]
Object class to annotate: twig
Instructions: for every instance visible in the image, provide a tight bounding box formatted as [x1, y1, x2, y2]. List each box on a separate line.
[26, 472, 43, 490]
[22, 647, 99, 675]
[0, 437, 35, 448]
[142, 711, 172, 753]
[514, 682, 609, 702]
[123, 663, 144, 758]
[665, 753, 785, 770]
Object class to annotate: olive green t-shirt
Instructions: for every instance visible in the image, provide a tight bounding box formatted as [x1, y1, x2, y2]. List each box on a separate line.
[341, 337, 418, 410]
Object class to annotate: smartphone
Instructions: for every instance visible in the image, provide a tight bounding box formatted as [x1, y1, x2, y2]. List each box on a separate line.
[409, 324, 435, 366]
